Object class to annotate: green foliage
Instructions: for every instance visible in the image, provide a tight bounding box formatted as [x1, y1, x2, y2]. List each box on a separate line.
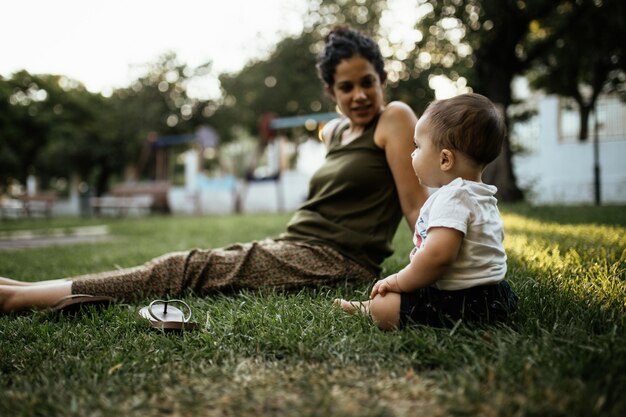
[528, 0, 626, 140]
[89, 52, 217, 192]
[305, 0, 388, 34]
[410, 0, 607, 201]
[0, 54, 218, 195]
[0, 72, 103, 189]
[1, 206, 625, 416]
[214, 32, 326, 142]
[108, 52, 214, 138]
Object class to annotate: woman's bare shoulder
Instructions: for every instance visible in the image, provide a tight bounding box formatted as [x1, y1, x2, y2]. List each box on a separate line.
[381, 101, 415, 119]
[378, 101, 417, 134]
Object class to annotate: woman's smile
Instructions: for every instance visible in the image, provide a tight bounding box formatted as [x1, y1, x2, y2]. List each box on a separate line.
[329, 55, 384, 128]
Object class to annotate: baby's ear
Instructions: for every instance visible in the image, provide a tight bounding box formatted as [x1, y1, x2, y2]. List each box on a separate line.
[440, 149, 454, 171]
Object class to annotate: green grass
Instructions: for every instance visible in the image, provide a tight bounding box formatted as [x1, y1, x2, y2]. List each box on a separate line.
[1, 206, 625, 417]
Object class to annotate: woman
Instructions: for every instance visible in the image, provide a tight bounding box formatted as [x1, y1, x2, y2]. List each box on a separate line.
[0, 27, 427, 313]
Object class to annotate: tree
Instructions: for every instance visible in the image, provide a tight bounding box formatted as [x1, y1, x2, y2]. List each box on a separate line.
[0, 75, 25, 188]
[529, 0, 626, 140]
[214, 31, 325, 142]
[83, 52, 216, 194]
[304, 0, 388, 35]
[412, 0, 595, 201]
[0, 71, 103, 192]
[0, 53, 218, 196]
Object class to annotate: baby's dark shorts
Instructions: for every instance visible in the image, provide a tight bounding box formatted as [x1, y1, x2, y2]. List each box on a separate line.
[399, 280, 518, 328]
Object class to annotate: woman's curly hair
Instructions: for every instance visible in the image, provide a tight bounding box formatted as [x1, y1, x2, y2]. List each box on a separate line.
[316, 26, 387, 87]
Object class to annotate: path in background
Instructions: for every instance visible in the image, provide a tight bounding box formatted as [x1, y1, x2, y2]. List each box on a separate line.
[0, 225, 111, 250]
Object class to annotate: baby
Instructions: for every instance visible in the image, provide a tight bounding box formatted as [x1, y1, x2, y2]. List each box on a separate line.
[335, 93, 518, 329]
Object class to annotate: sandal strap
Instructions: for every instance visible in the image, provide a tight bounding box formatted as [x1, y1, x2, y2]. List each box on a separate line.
[147, 299, 192, 323]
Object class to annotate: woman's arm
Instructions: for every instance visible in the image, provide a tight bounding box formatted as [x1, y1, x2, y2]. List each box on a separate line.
[375, 101, 428, 230]
[370, 226, 463, 298]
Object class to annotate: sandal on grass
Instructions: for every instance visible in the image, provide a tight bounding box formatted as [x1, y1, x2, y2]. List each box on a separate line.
[52, 294, 115, 313]
[138, 299, 199, 331]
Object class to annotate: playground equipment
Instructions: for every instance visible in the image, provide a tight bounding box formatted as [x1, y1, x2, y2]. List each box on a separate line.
[237, 112, 339, 212]
[124, 112, 339, 215]
[121, 125, 222, 214]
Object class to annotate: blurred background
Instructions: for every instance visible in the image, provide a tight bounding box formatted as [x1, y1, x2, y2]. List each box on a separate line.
[1, 0, 624, 218]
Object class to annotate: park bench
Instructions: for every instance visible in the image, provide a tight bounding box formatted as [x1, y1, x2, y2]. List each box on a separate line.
[90, 195, 154, 216]
[20, 192, 57, 218]
[0, 192, 57, 219]
[89, 181, 169, 216]
[0, 198, 25, 219]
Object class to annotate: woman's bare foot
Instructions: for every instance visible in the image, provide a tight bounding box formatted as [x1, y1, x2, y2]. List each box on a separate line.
[0, 281, 72, 313]
[333, 298, 371, 316]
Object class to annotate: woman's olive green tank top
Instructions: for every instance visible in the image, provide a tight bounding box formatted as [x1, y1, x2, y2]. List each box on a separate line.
[279, 114, 404, 274]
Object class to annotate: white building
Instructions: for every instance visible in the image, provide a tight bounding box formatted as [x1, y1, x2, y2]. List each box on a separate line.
[513, 94, 626, 204]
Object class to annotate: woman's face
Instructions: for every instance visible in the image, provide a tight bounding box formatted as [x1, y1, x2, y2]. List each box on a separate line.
[327, 55, 385, 128]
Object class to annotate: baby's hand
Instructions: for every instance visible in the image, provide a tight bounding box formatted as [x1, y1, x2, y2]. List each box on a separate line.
[370, 274, 401, 299]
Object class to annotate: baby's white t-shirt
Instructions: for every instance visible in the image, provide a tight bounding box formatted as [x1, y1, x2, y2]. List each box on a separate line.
[412, 177, 507, 290]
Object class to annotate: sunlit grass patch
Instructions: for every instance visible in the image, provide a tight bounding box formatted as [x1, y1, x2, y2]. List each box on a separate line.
[503, 212, 626, 330]
[441, 207, 626, 417]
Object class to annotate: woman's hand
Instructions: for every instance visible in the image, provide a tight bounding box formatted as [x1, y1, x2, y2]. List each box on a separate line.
[370, 274, 402, 299]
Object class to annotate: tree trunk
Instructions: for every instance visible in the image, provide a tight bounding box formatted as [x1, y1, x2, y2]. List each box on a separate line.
[578, 103, 591, 141]
[482, 140, 524, 202]
[94, 163, 111, 197]
[475, 63, 525, 202]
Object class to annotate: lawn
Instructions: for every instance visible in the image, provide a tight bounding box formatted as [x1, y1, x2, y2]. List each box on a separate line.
[1, 205, 625, 417]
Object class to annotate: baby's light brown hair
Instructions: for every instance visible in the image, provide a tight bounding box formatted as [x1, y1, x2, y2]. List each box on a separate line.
[422, 93, 506, 166]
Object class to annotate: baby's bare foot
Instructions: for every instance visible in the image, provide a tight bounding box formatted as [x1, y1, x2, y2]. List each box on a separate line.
[333, 298, 371, 316]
